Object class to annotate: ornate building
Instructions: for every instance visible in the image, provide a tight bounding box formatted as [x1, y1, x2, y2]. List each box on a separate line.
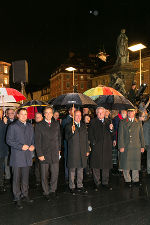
[0, 61, 11, 87]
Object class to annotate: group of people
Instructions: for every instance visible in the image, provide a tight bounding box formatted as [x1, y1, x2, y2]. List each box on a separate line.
[0, 104, 149, 210]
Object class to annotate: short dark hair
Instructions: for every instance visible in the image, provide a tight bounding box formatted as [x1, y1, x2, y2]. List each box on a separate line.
[17, 108, 27, 114]
[44, 106, 53, 113]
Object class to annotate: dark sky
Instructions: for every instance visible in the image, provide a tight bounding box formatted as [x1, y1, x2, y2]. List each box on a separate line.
[0, 1, 150, 89]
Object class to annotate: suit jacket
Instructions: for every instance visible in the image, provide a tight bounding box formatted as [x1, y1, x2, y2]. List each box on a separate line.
[0, 119, 9, 158]
[6, 120, 34, 167]
[35, 119, 61, 164]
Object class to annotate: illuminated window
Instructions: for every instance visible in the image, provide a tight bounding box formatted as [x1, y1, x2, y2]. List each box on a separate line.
[4, 66, 8, 74]
[80, 75, 84, 80]
[80, 69, 83, 72]
[4, 77, 8, 84]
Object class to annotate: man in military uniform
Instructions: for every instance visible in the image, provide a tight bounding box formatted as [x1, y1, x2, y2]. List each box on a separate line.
[118, 109, 145, 187]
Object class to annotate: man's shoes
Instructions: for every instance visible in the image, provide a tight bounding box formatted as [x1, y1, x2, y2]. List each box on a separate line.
[102, 184, 112, 190]
[77, 187, 88, 194]
[70, 188, 76, 195]
[94, 184, 101, 192]
[22, 196, 34, 203]
[132, 181, 142, 187]
[16, 200, 23, 209]
[0, 186, 6, 193]
[45, 195, 50, 201]
[125, 182, 132, 188]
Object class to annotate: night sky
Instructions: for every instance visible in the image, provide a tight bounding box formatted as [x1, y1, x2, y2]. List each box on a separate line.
[0, 1, 150, 89]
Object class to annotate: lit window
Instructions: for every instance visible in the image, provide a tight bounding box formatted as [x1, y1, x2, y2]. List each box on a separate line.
[87, 69, 91, 73]
[80, 69, 83, 72]
[80, 83, 84, 89]
[4, 77, 8, 84]
[4, 66, 8, 74]
[66, 82, 70, 88]
[80, 75, 84, 80]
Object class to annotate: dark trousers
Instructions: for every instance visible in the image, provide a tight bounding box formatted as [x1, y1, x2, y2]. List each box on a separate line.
[0, 158, 4, 187]
[12, 166, 30, 201]
[92, 168, 109, 185]
[64, 140, 69, 180]
[40, 163, 59, 195]
[34, 157, 41, 182]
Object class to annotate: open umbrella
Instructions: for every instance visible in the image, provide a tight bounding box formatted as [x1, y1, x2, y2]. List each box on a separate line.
[21, 100, 48, 107]
[95, 95, 135, 110]
[0, 88, 26, 103]
[83, 85, 122, 100]
[51, 93, 97, 108]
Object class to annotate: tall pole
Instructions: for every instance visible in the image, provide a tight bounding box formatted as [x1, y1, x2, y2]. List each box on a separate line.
[139, 49, 142, 86]
[72, 70, 75, 126]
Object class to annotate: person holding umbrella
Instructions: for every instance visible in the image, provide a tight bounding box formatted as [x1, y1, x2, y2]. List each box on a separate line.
[65, 110, 90, 194]
[88, 107, 114, 191]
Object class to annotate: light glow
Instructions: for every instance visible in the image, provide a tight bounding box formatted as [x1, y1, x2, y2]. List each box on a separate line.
[128, 43, 146, 52]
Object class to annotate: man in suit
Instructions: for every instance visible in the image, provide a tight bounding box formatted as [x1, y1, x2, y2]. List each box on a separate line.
[6, 108, 35, 209]
[88, 107, 114, 191]
[35, 106, 61, 201]
[62, 107, 76, 182]
[118, 109, 145, 187]
[65, 110, 89, 194]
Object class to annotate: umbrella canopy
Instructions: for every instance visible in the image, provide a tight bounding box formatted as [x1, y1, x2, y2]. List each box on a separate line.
[0, 88, 26, 103]
[21, 100, 48, 108]
[95, 95, 135, 110]
[51, 93, 97, 108]
[48, 98, 56, 105]
[84, 85, 122, 100]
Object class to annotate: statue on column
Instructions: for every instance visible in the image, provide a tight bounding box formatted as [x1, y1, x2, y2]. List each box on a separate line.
[115, 29, 129, 65]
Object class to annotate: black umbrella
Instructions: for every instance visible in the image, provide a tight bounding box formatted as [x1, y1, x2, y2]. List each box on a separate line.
[20, 100, 48, 107]
[51, 93, 97, 108]
[95, 95, 135, 110]
[48, 98, 56, 105]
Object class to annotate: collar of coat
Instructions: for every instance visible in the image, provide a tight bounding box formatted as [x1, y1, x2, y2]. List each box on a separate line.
[126, 118, 138, 122]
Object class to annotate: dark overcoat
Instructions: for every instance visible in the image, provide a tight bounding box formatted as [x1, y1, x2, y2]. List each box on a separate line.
[35, 119, 61, 164]
[65, 121, 89, 168]
[88, 117, 114, 169]
[6, 120, 34, 167]
[0, 119, 9, 158]
[118, 118, 145, 170]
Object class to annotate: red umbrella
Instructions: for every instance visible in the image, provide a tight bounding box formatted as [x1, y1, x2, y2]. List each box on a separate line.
[0, 88, 26, 103]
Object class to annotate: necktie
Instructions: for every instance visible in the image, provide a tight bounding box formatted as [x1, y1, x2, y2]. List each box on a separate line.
[48, 122, 51, 127]
[77, 123, 79, 128]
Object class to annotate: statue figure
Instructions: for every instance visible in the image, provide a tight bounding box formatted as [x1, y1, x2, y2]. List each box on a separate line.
[110, 73, 126, 96]
[115, 29, 129, 65]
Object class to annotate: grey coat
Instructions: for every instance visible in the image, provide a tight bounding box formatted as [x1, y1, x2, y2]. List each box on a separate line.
[6, 120, 34, 167]
[118, 118, 145, 170]
[65, 121, 89, 168]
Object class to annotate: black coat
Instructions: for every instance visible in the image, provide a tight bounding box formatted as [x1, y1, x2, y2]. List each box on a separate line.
[0, 119, 9, 158]
[88, 117, 114, 169]
[6, 120, 34, 167]
[65, 121, 89, 168]
[35, 119, 61, 164]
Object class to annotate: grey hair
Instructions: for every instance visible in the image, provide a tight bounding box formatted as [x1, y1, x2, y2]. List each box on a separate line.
[96, 107, 106, 114]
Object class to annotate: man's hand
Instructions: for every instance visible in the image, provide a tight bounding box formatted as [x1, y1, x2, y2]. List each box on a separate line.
[22, 145, 29, 151]
[86, 152, 90, 157]
[141, 148, 145, 153]
[72, 124, 75, 133]
[3, 117, 7, 124]
[113, 140, 116, 147]
[109, 123, 113, 130]
[120, 148, 124, 152]
[29, 145, 35, 152]
[38, 156, 45, 161]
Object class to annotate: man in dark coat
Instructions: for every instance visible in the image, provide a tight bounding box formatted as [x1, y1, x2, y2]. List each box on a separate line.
[65, 110, 89, 194]
[118, 109, 145, 187]
[6, 108, 35, 209]
[88, 107, 114, 190]
[0, 109, 8, 192]
[62, 107, 76, 182]
[35, 106, 61, 200]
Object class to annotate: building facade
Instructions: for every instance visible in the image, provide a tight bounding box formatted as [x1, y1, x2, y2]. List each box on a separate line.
[0, 61, 11, 87]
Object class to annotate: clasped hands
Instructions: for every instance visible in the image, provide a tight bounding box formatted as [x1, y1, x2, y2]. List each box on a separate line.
[22, 145, 35, 151]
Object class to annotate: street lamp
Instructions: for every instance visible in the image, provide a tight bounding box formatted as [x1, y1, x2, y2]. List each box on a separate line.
[65, 66, 76, 129]
[65, 67, 76, 93]
[128, 43, 146, 86]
